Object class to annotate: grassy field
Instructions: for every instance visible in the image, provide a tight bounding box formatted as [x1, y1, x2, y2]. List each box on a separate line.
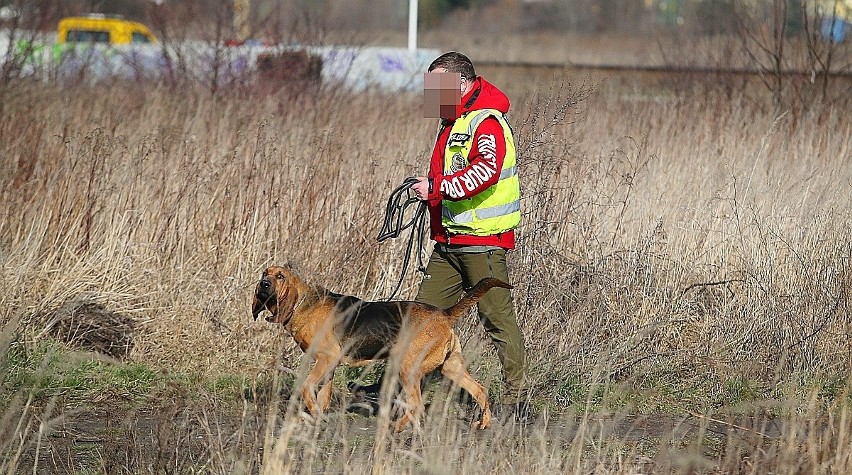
[1, 55, 852, 473]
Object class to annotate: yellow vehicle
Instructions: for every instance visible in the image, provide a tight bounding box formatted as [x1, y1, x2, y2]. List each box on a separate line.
[57, 14, 157, 45]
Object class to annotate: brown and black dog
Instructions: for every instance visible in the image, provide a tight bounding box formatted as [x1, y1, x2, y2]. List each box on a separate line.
[251, 265, 510, 432]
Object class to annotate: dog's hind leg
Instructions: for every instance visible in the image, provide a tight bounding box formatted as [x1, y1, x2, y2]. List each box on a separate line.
[440, 339, 491, 429]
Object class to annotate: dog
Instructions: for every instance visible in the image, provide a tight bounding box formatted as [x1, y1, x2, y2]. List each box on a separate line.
[251, 265, 511, 432]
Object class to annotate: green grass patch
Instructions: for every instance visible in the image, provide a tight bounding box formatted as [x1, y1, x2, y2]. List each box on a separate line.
[717, 376, 766, 408]
[582, 371, 850, 417]
[1, 339, 159, 403]
[207, 374, 250, 396]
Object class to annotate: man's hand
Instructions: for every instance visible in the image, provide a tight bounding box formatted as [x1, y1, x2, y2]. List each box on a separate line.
[412, 176, 430, 201]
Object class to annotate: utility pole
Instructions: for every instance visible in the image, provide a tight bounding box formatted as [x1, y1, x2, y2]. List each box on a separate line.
[234, 0, 250, 42]
[408, 0, 418, 52]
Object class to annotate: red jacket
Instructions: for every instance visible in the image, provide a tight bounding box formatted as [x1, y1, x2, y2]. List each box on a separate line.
[426, 76, 516, 249]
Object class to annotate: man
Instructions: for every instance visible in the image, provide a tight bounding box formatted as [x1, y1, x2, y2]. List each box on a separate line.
[412, 51, 529, 421]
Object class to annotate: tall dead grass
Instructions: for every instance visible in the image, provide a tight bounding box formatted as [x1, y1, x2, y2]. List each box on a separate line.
[1, 68, 851, 472]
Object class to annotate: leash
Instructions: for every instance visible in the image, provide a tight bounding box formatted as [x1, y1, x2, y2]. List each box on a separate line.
[377, 177, 429, 301]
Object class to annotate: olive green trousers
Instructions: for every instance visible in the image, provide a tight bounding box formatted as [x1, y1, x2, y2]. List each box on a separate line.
[415, 245, 528, 403]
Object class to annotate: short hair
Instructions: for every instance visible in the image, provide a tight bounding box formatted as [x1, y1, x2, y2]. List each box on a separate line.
[428, 51, 476, 80]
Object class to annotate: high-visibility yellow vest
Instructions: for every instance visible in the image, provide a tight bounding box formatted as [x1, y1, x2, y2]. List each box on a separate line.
[441, 108, 520, 236]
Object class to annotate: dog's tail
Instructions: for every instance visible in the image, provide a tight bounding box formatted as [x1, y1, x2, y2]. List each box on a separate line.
[445, 278, 513, 323]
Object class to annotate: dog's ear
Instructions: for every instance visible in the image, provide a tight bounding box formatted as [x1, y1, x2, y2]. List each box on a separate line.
[267, 284, 297, 324]
[251, 293, 264, 320]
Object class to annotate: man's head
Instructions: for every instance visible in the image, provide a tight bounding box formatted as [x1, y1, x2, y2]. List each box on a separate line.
[424, 51, 477, 120]
[428, 51, 476, 81]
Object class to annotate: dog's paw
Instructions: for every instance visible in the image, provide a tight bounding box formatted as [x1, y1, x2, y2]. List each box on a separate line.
[470, 416, 491, 430]
[297, 411, 316, 424]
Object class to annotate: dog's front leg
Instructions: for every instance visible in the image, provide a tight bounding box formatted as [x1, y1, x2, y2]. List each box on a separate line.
[394, 363, 426, 432]
[317, 380, 334, 412]
[302, 354, 336, 415]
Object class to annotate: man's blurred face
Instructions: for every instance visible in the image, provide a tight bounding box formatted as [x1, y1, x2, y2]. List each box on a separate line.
[423, 70, 461, 119]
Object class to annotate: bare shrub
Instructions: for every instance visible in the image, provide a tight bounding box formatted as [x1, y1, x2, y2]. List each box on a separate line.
[38, 299, 135, 360]
[733, 0, 852, 113]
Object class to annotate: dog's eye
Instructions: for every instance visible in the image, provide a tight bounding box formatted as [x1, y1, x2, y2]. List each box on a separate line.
[276, 272, 285, 280]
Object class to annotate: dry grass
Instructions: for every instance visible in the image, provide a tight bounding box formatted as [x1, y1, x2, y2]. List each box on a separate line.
[1, 60, 851, 473]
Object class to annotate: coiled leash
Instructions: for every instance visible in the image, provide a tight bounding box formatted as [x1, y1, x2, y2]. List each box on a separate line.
[376, 177, 429, 301]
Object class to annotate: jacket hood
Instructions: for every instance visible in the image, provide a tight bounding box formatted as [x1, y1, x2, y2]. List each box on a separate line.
[460, 76, 510, 115]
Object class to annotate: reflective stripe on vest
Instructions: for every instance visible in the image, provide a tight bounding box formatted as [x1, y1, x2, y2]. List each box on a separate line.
[442, 200, 521, 224]
[441, 108, 520, 236]
[500, 165, 517, 180]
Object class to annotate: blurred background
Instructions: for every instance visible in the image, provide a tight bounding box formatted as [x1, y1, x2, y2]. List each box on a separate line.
[3, 0, 850, 48]
[3, 0, 849, 92]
